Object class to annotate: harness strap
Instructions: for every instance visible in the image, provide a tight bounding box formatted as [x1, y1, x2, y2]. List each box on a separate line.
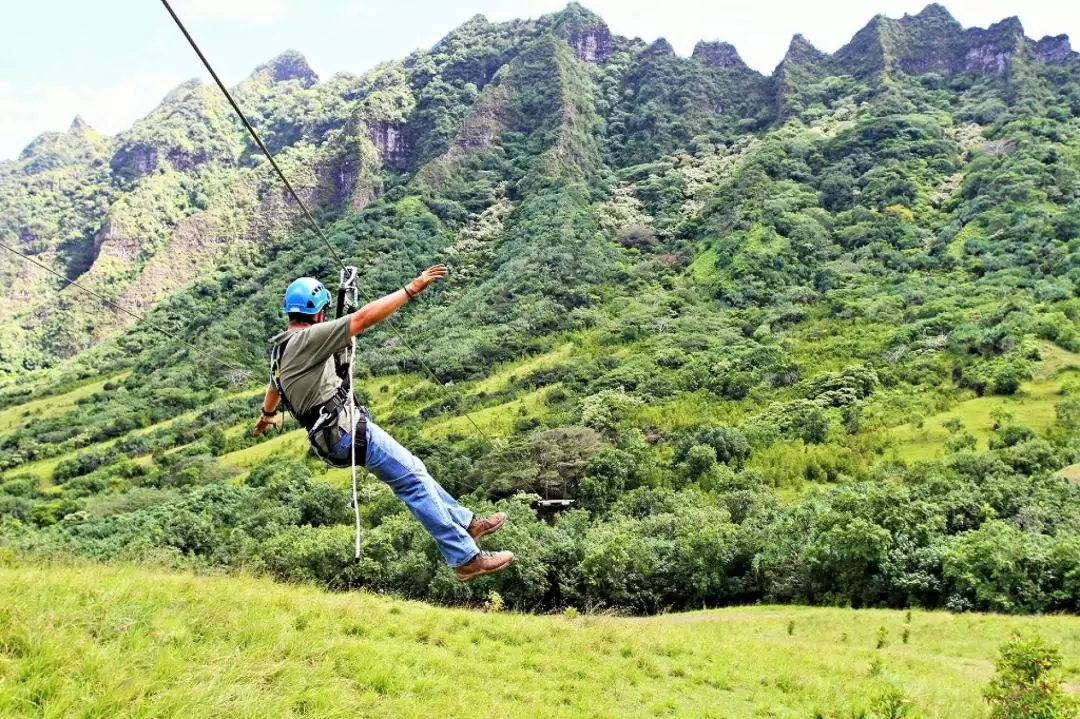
[269, 334, 367, 456]
[269, 329, 365, 560]
[269, 334, 301, 421]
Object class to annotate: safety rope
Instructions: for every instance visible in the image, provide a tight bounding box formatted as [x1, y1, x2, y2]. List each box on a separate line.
[0, 241, 250, 378]
[159, 0, 492, 445]
[348, 337, 362, 559]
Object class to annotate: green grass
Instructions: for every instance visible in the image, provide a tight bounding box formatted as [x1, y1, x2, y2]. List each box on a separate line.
[2, 391, 263, 486]
[634, 390, 748, 433]
[217, 427, 309, 469]
[2, 563, 1080, 718]
[886, 344, 1080, 463]
[425, 387, 551, 439]
[688, 247, 718, 284]
[470, 342, 574, 394]
[4, 453, 76, 487]
[0, 373, 128, 433]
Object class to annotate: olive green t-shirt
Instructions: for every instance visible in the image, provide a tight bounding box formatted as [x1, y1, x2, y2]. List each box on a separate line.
[270, 315, 353, 420]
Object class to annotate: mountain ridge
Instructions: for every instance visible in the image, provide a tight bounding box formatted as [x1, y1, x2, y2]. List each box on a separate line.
[1, 2, 1077, 366]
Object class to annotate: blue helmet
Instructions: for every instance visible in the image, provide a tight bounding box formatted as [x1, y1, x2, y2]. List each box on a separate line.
[283, 277, 331, 316]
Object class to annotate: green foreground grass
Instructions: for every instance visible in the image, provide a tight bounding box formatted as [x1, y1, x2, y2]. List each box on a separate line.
[2, 564, 1080, 718]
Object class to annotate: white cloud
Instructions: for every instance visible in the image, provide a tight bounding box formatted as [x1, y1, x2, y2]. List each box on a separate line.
[0, 73, 188, 160]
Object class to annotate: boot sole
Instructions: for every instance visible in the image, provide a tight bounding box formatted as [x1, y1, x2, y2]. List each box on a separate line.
[468, 515, 507, 541]
[454, 555, 514, 583]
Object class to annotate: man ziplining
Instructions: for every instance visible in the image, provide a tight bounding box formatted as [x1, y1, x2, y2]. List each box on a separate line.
[252, 264, 514, 582]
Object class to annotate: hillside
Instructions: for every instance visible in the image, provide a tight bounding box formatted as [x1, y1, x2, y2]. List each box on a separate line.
[1, 2, 1080, 618]
[2, 562, 1080, 718]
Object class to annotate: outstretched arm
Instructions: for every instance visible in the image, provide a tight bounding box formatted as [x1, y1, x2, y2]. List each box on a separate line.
[347, 264, 448, 338]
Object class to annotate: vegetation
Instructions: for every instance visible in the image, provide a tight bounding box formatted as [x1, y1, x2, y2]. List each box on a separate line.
[2, 562, 1080, 718]
[985, 634, 1077, 719]
[1, 3, 1080, 622]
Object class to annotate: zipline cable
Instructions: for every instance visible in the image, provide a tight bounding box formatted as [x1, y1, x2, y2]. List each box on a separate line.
[159, 0, 492, 444]
[0, 240, 250, 378]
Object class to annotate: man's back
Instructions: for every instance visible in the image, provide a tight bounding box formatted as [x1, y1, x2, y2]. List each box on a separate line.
[271, 315, 352, 418]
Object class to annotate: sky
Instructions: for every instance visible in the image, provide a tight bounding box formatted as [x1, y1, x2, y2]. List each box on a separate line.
[1, 0, 1078, 161]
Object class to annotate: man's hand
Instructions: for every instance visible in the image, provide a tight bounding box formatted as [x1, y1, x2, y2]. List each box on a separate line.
[406, 264, 449, 296]
[253, 413, 282, 437]
[349, 264, 450, 338]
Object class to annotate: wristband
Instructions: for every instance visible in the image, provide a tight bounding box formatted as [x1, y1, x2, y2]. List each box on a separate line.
[261, 408, 280, 418]
[403, 285, 416, 300]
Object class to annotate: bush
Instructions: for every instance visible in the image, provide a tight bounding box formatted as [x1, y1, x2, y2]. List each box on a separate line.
[1057, 395, 1080, 432]
[993, 360, 1030, 396]
[676, 425, 751, 467]
[258, 524, 359, 585]
[579, 389, 642, 435]
[984, 634, 1076, 719]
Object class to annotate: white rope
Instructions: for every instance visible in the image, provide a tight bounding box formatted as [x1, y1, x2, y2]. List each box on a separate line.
[348, 336, 361, 560]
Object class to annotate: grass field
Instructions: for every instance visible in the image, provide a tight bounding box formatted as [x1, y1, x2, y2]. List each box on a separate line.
[425, 387, 551, 439]
[0, 373, 128, 434]
[1, 563, 1079, 718]
[887, 343, 1080, 463]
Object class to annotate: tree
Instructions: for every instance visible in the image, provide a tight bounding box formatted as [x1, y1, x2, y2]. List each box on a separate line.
[942, 522, 1051, 613]
[1056, 395, 1080, 433]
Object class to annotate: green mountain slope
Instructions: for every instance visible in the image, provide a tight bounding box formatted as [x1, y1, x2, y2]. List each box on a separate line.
[1, 3, 1080, 616]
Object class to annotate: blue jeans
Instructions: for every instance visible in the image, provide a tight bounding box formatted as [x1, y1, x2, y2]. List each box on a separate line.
[330, 420, 479, 567]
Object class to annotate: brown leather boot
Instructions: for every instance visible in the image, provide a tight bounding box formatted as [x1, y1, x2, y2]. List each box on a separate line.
[467, 511, 507, 541]
[454, 550, 514, 582]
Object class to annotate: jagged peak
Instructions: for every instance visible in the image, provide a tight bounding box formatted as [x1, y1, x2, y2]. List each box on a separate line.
[1034, 34, 1075, 64]
[908, 3, 958, 24]
[644, 37, 676, 58]
[692, 41, 749, 71]
[432, 12, 489, 42]
[833, 14, 894, 71]
[69, 116, 91, 133]
[781, 34, 827, 65]
[547, 2, 611, 63]
[984, 16, 1025, 38]
[249, 50, 318, 88]
[430, 13, 516, 59]
[18, 118, 106, 165]
[840, 14, 891, 45]
[559, 2, 606, 26]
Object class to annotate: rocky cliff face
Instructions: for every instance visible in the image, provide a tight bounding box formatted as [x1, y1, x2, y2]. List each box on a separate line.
[369, 121, 409, 169]
[567, 25, 610, 64]
[961, 17, 1025, 73]
[557, 2, 611, 64]
[1035, 35, 1075, 64]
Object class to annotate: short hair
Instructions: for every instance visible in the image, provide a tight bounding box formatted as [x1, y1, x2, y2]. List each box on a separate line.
[287, 312, 317, 324]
